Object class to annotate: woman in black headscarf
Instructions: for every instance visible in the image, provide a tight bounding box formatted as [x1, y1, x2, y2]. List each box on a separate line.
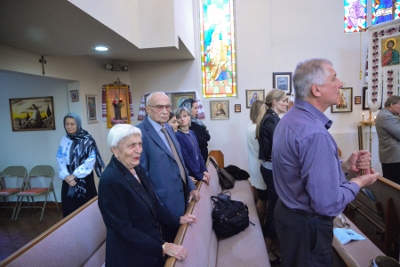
[56, 112, 105, 217]
[179, 99, 211, 163]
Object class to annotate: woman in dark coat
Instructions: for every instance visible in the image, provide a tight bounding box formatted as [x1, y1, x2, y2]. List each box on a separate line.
[98, 124, 196, 267]
[179, 98, 211, 163]
[256, 89, 288, 264]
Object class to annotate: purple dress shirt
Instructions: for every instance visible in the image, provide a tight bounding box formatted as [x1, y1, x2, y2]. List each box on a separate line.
[272, 99, 360, 217]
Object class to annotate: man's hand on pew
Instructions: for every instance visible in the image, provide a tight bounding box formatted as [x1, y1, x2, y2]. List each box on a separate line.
[180, 214, 196, 225]
[188, 189, 201, 203]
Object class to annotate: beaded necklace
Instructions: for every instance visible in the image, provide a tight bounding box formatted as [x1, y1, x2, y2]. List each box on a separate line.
[179, 129, 199, 160]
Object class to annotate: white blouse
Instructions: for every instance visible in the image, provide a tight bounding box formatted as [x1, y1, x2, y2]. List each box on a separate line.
[56, 135, 96, 180]
[246, 122, 267, 190]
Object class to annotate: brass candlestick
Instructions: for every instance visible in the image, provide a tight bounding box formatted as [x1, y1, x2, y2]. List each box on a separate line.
[359, 109, 375, 158]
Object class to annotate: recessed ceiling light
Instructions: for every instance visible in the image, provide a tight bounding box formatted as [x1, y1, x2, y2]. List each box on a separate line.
[93, 46, 109, 51]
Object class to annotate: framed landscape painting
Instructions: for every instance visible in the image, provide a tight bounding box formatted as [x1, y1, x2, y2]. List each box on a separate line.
[9, 96, 55, 131]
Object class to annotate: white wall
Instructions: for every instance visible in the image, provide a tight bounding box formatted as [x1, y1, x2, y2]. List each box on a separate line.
[0, 0, 385, 204]
[68, 0, 140, 45]
[0, 71, 70, 201]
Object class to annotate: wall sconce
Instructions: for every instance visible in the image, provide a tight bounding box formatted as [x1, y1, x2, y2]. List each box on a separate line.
[105, 64, 128, 72]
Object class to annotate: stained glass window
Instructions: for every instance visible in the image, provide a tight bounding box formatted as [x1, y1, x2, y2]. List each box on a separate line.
[199, 0, 237, 98]
[344, 0, 367, 32]
[372, 0, 400, 25]
[344, 1, 400, 32]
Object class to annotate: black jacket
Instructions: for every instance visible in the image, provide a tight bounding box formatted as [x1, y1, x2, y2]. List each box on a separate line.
[258, 109, 280, 162]
[190, 122, 211, 162]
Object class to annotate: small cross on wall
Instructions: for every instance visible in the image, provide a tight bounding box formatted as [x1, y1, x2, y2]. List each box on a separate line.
[39, 55, 47, 75]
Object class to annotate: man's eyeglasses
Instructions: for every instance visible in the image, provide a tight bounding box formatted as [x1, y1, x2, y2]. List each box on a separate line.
[148, 105, 171, 111]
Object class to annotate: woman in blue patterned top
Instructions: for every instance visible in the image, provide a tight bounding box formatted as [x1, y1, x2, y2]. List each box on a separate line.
[56, 112, 104, 217]
[174, 107, 210, 185]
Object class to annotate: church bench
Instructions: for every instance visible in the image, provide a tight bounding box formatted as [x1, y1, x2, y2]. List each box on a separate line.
[332, 214, 385, 267]
[165, 157, 270, 267]
[347, 176, 400, 259]
[0, 196, 106, 267]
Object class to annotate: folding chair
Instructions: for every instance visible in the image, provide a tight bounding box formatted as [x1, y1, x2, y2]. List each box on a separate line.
[0, 166, 27, 220]
[13, 165, 59, 222]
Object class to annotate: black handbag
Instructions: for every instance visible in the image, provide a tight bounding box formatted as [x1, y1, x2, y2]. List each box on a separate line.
[209, 157, 235, 190]
[211, 191, 251, 238]
[224, 165, 250, 181]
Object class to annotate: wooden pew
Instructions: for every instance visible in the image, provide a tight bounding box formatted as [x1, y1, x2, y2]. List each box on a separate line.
[347, 176, 400, 260]
[332, 214, 385, 267]
[0, 196, 106, 267]
[165, 157, 269, 267]
[208, 150, 224, 168]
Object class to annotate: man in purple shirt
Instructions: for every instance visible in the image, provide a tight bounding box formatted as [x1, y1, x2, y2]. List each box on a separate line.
[272, 58, 379, 267]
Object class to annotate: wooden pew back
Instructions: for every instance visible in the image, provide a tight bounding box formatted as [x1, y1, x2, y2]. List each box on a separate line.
[367, 177, 400, 259]
[0, 197, 106, 267]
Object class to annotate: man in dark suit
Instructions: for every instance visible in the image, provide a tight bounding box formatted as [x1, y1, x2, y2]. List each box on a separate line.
[137, 92, 200, 242]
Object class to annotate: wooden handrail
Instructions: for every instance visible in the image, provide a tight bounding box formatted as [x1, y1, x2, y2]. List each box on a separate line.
[164, 158, 211, 267]
[332, 236, 359, 267]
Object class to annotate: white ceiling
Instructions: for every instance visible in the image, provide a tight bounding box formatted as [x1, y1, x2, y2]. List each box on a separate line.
[0, 0, 194, 63]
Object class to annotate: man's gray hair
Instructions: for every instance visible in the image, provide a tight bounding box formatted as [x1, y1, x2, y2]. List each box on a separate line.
[293, 58, 333, 100]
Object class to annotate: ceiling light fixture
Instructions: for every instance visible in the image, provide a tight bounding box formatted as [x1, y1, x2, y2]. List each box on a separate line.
[94, 46, 109, 51]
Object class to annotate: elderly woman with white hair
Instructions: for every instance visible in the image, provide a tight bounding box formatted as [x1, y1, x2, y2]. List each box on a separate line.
[98, 124, 196, 267]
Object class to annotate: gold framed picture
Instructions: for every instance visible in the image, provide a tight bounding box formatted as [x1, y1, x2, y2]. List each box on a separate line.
[105, 84, 131, 128]
[171, 92, 196, 111]
[246, 90, 264, 108]
[331, 87, 352, 113]
[210, 100, 229, 120]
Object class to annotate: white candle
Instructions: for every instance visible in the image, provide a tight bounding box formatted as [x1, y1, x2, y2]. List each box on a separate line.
[362, 113, 364, 121]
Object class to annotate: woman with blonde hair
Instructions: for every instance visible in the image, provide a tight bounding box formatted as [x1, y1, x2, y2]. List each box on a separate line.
[246, 100, 267, 227]
[179, 99, 211, 163]
[256, 89, 287, 265]
[175, 107, 210, 185]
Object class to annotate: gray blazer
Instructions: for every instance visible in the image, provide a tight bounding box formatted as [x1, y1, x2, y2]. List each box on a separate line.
[375, 108, 400, 163]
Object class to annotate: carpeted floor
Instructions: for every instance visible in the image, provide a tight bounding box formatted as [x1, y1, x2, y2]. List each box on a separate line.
[0, 207, 63, 262]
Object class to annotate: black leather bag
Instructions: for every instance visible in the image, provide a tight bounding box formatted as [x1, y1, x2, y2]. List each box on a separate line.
[211, 191, 250, 238]
[224, 165, 250, 181]
[209, 157, 235, 190]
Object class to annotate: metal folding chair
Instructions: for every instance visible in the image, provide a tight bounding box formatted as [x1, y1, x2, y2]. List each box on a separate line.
[0, 166, 27, 220]
[14, 165, 59, 222]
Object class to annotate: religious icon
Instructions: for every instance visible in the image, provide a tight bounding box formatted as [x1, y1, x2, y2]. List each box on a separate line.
[210, 100, 229, 120]
[105, 83, 131, 128]
[381, 37, 400, 67]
